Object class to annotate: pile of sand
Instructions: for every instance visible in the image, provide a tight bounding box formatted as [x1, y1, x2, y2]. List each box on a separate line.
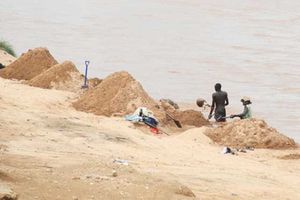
[88, 77, 102, 88]
[205, 119, 296, 149]
[0, 47, 58, 80]
[0, 49, 16, 66]
[28, 61, 83, 92]
[172, 109, 209, 127]
[73, 71, 209, 128]
[160, 100, 209, 127]
[73, 71, 159, 116]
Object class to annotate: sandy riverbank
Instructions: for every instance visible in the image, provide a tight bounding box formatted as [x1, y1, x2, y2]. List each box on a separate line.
[0, 47, 299, 199]
[0, 77, 299, 199]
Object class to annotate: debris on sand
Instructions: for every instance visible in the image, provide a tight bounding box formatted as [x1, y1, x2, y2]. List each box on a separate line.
[0, 47, 58, 80]
[160, 99, 179, 109]
[28, 61, 83, 92]
[0, 184, 18, 200]
[113, 159, 129, 166]
[112, 170, 118, 177]
[221, 146, 234, 154]
[205, 119, 296, 149]
[175, 185, 196, 197]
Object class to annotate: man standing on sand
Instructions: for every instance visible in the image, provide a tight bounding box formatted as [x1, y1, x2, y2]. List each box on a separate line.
[208, 83, 229, 122]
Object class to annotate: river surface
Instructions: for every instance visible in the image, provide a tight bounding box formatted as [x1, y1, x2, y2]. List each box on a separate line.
[1, 0, 299, 141]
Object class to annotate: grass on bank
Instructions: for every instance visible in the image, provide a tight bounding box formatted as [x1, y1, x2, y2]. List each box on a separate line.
[0, 40, 16, 57]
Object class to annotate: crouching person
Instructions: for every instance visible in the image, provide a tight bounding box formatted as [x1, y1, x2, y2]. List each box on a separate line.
[230, 97, 252, 119]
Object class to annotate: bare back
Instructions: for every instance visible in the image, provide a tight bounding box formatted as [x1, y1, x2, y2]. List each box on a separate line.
[212, 91, 229, 121]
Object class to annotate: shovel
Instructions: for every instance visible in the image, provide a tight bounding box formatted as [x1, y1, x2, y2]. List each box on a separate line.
[166, 112, 182, 128]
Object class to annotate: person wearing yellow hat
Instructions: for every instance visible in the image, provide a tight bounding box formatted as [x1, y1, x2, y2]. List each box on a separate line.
[230, 96, 252, 119]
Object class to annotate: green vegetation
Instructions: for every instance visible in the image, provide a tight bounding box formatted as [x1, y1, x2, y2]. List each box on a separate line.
[0, 40, 16, 57]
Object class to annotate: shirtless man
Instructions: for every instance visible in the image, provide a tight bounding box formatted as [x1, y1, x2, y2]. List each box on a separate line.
[208, 83, 229, 122]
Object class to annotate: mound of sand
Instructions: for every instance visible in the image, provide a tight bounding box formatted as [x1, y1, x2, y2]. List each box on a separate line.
[73, 71, 159, 116]
[0, 50, 16, 66]
[160, 100, 209, 127]
[73, 71, 209, 128]
[173, 109, 209, 127]
[28, 61, 83, 92]
[0, 47, 58, 80]
[205, 119, 296, 149]
[88, 77, 102, 88]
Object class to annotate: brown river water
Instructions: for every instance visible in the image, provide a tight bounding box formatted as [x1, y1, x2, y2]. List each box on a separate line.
[0, 0, 299, 142]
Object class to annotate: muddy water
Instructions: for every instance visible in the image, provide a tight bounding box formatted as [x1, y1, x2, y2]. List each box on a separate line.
[0, 0, 299, 141]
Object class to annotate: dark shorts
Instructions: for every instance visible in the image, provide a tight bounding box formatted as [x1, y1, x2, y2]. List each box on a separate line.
[214, 108, 226, 122]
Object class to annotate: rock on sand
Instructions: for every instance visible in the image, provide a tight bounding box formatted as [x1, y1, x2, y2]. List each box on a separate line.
[0, 183, 18, 200]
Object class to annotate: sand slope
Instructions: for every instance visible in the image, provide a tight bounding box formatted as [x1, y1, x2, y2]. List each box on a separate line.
[73, 71, 158, 116]
[0, 78, 300, 199]
[160, 101, 209, 127]
[0, 50, 16, 66]
[28, 61, 83, 92]
[205, 119, 296, 149]
[0, 47, 58, 80]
